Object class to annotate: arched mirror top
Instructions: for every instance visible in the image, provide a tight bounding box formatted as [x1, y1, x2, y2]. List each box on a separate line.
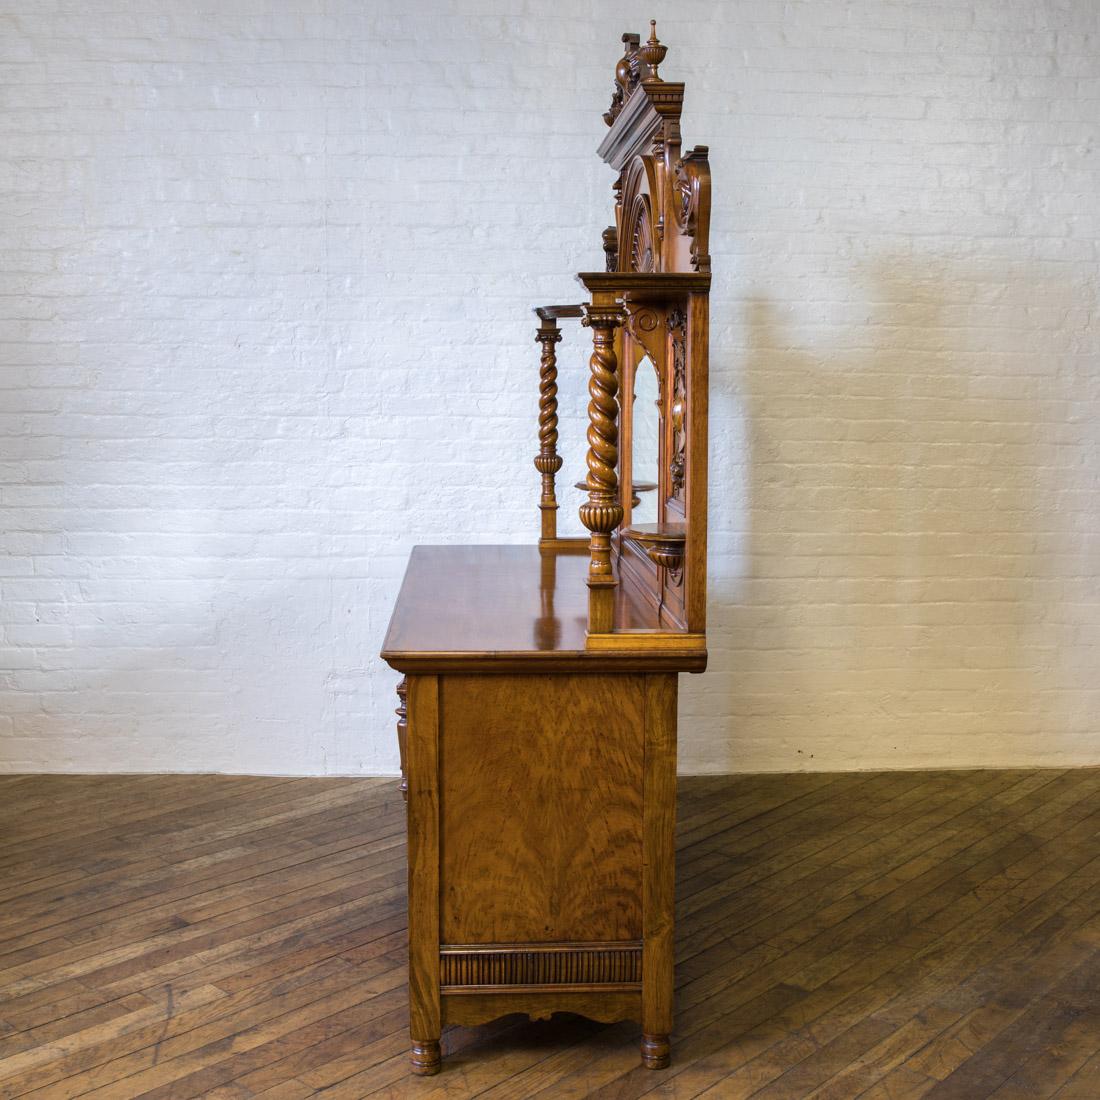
[597, 22, 711, 279]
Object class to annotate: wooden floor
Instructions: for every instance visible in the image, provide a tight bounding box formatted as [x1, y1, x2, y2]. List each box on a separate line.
[1, 773, 1100, 1099]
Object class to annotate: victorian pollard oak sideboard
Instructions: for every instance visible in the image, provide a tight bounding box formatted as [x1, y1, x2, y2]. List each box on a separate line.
[381, 24, 712, 1075]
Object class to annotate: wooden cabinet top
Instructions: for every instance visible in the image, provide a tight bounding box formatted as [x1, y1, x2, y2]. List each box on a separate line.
[381, 545, 706, 674]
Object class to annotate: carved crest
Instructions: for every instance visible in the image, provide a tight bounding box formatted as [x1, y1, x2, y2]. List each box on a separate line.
[598, 24, 711, 278]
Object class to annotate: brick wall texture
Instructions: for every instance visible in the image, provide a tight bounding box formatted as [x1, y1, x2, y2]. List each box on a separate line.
[1, 2, 1098, 773]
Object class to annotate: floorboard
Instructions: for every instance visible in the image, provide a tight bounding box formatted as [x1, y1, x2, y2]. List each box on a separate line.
[1, 771, 1098, 1098]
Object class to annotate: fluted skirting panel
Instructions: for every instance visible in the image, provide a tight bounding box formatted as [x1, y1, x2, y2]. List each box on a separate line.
[440, 942, 642, 989]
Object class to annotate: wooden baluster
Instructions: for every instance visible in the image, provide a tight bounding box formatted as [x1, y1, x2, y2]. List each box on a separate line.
[534, 320, 564, 544]
[602, 224, 619, 271]
[579, 300, 625, 633]
[395, 677, 408, 801]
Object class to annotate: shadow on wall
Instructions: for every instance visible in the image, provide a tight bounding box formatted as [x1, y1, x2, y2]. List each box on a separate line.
[686, 259, 1097, 772]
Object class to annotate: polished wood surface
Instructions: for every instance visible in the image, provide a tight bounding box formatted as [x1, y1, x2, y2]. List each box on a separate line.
[380, 545, 705, 671]
[4, 771, 1100, 1097]
[438, 674, 644, 945]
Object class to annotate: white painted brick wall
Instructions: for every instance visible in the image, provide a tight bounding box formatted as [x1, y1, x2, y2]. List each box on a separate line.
[1, 1, 1098, 774]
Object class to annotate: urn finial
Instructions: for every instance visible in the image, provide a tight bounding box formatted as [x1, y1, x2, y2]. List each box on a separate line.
[640, 20, 667, 83]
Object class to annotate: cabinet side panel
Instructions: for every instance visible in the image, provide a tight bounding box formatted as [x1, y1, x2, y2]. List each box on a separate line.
[440, 673, 644, 944]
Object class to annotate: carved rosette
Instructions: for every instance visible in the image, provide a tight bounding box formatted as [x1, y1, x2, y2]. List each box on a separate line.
[579, 304, 626, 583]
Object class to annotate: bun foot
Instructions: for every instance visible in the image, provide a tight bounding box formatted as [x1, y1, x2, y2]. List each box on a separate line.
[641, 1033, 670, 1069]
[410, 1040, 441, 1075]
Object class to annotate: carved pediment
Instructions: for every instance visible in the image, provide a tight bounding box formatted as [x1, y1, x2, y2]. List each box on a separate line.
[597, 24, 710, 278]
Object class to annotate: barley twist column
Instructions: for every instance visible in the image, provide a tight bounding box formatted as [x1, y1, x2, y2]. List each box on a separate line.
[534, 320, 564, 543]
[579, 300, 626, 633]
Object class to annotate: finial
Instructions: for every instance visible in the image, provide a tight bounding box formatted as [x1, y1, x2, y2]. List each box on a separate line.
[602, 225, 619, 271]
[605, 32, 641, 125]
[639, 20, 667, 83]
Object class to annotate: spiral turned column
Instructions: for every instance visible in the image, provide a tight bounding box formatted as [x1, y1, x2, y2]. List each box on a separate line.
[579, 301, 625, 633]
[534, 321, 564, 543]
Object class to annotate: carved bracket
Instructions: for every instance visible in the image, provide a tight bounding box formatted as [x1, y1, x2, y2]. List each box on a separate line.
[624, 304, 666, 368]
[623, 522, 686, 582]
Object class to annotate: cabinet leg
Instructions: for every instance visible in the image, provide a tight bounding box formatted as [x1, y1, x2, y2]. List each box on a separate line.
[406, 675, 441, 1077]
[640, 1033, 671, 1069]
[410, 1039, 441, 1075]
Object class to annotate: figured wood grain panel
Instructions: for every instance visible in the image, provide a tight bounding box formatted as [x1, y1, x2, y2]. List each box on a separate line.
[439, 673, 644, 945]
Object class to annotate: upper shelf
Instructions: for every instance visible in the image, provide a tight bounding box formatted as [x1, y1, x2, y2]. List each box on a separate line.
[577, 272, 711, 302]
[534, 304, 584, 321]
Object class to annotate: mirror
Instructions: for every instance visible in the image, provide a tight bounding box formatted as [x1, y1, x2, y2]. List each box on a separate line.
[631, 353, 660, 525]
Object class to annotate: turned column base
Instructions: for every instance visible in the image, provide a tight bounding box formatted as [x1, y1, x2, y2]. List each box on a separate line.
[641, 1033, 671, 1069]
[410, 1040, 441, 1075]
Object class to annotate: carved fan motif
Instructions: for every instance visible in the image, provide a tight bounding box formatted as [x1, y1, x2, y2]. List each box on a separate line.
[630, 199, 655, 273]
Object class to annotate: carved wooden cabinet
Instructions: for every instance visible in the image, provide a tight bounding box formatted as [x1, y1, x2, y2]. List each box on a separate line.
[381, 24, 711, 1075]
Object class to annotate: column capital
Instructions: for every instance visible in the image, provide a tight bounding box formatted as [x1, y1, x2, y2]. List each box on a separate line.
[535, 320, 563, 344]
[581, 301, 625, 329]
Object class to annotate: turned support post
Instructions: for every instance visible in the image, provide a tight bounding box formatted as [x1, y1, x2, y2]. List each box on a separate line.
[534, 320, 564, 543]
[579, 300, 625, 633]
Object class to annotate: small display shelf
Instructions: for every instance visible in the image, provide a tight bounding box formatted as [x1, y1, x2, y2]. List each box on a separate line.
[621, 522, 687, 571]
[575, 479, 657, 507]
